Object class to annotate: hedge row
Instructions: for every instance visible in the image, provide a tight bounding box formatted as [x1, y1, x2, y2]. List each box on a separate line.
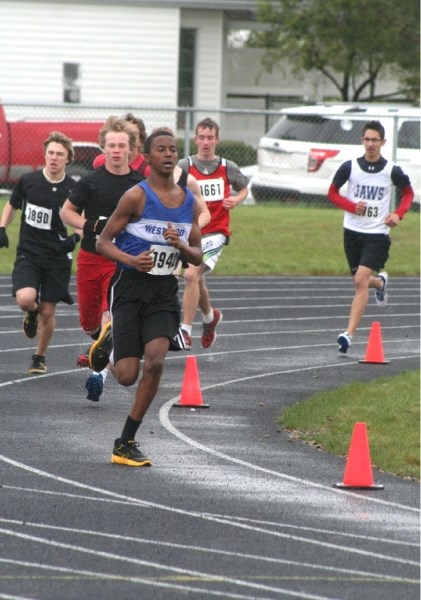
[177, 139, 257, 167]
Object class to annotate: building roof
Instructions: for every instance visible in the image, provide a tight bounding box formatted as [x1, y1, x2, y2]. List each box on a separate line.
[23, 0, 262, 20]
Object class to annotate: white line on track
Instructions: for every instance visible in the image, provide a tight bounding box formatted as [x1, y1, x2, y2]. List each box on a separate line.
[0, 333, 418, 597]
[0, 346, 418, 380]
[0, 516, 415, 582]
[0, 305, 420, 320]
[0, 358, 419, 513]
[0, 528, 343, 600]
[158, 357, 420, 513]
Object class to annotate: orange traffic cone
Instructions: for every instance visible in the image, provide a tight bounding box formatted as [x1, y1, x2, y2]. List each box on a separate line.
[359, 321, 390, 364]
[172, 355, 209, 408]
[334, 422, 383, 490]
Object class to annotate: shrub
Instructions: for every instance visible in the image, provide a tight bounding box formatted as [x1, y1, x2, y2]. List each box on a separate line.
[177, 139, 256, 166]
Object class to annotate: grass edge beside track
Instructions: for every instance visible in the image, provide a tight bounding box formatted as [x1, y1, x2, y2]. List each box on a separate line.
[280, 369, 420, 480]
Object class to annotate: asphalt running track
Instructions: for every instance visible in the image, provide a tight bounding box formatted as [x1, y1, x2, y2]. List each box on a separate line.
[0, 274, 419, 600]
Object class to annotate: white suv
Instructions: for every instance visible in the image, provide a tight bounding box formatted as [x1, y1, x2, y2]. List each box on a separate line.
[251, 104, 420, 207]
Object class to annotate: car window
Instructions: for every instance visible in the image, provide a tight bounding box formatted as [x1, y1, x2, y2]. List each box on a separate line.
[398, 121, 420, 149]
[266, 115, 363, 144]
[67, 145, 102, 181]
[73, 145, 102, 165]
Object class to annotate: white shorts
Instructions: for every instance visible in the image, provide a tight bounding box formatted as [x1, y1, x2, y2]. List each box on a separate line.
[201, 233, 228, 273]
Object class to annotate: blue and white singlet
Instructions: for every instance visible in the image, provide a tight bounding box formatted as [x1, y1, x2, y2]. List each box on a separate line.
[115, 180, 195, 275]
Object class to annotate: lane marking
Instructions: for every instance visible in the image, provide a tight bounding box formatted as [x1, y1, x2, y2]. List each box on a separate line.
[0, 349, 419, 387]
[1, 308, 420, 323]
[1, 516, 412, 581]
[0, 452, 418, 567]
[0, 277, 418, 596]
[0, 351, 419, 515]
[0, 528, 340, 600]
[159, 357, 420, 513]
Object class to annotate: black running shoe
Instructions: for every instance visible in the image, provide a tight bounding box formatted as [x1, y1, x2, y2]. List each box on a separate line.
[181, 328, 192, 350]
[89, 322, 112, 372]
[111, 438, 152, 467]
[23, 310, 39, 339]
[28, 354, 46, 374]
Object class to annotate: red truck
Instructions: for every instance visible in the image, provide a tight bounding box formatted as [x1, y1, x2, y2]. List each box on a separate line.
[0, 104, 104, 188]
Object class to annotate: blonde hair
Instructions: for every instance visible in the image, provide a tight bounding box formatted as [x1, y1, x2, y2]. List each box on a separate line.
[98, 116, 137, 152]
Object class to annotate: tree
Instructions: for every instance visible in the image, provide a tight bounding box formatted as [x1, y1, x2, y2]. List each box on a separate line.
[248, 0, 420, 102]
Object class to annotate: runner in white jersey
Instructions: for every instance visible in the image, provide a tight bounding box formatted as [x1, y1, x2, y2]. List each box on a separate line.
[327, 120, 414, 354]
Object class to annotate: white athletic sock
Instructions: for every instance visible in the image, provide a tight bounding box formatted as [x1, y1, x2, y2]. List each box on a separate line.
[181, 324, 192, 335]
[92, 367, 108, 380]
[203, 310, 214, 324]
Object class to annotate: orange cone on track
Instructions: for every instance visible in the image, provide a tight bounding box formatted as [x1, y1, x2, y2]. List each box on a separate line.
[172, 355, 209, 409]
[333, 422, 383, 490]
[359, 321, 390, 364]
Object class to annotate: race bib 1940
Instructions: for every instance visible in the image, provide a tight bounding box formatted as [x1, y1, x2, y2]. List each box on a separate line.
[148, 244, 180, 276]
[25, 202, 53, 230]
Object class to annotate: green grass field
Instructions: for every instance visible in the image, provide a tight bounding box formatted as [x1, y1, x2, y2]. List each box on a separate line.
[221, 203, 420, 276]
[1, 198, 419, 275]
[1, 196, 419, 479]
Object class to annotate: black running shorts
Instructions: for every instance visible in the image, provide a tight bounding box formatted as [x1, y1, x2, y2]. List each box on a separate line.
[343, 229, 391, 275]
[12, 253, 72, 303]
[109, 268, 180, 362]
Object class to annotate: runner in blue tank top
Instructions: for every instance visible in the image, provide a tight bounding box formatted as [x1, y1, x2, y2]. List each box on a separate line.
[92, 128, 202, 466]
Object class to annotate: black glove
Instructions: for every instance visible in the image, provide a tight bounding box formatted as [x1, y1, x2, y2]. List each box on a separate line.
[83, 218, 108, 236]
[178, 250, 189, 269]
[0, 227, 9, 248]
[95, 219, 108, 235]
[83, 219, 97, 236]
[60, 233, 81, 253]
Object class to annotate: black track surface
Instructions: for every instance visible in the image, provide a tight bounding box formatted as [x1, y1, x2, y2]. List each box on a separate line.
[0, 274, 419, 600]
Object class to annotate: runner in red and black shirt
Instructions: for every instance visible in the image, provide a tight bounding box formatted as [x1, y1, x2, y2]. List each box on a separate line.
[177, 117, 249, 350]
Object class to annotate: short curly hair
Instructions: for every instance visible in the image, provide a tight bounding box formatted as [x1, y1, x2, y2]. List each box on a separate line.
[195, 117, 220, 137]
[143, 128, 176, 154]
[43, 131, 74, 164]
[122, 112, 147, 145]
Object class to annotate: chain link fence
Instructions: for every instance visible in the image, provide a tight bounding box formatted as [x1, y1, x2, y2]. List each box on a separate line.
[1, 102, 419, 208]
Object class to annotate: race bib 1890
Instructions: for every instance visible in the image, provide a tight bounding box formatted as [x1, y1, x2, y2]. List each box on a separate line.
[148, 244, 180, 276]
[25, 202, 53, 230]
